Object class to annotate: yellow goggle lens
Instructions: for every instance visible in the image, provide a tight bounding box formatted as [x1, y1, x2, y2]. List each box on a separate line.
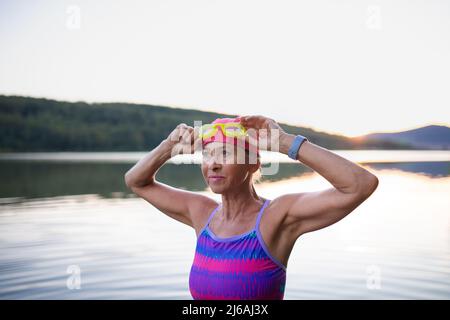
[200, 123, 246, 139]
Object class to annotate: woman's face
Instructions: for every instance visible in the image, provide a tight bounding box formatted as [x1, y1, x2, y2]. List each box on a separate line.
[201, 142, 259, 193]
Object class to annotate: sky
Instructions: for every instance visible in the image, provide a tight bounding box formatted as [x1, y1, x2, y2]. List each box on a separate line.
[0, 0, 449, 137]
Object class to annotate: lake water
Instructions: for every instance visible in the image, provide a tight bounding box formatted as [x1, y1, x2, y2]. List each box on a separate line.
[0, 150, 449, 299]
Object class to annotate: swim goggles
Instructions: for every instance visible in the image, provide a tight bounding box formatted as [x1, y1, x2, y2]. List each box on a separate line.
[200, 122, 248, 139]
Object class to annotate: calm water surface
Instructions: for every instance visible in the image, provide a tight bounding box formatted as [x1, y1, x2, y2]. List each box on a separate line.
[0, 151, 449, 299]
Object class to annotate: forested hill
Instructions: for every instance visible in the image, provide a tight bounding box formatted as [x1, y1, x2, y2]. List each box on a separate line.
[0, 95, 420, 152]
[363, 125, 450, 150]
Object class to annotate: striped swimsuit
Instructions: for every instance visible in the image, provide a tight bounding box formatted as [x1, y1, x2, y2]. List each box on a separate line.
[189, 199, 287, 300]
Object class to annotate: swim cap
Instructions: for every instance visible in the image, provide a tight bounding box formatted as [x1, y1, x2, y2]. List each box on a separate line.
[201, 117, 260, 157]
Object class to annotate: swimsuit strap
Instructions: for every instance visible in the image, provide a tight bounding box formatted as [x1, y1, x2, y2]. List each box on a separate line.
[255, 199, 271, 230]
[203, 202, 221, 230]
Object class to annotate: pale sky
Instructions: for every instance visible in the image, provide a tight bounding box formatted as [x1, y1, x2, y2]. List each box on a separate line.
[0, 0, 449, 137]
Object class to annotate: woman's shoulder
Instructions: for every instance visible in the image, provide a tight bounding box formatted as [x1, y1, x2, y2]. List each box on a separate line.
[265, 196, 290, 213]
[261, 195, 293, 226]
[190, 196, 220, 232]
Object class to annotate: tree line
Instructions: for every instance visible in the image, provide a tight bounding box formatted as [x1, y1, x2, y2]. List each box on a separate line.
[0, 95, 414, 152]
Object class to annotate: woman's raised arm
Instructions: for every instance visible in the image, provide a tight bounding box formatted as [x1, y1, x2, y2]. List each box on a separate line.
[124, 124, 216, 230]
[239, 115, 378, 239]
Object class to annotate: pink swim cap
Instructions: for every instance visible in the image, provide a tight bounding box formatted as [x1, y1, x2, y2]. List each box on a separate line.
[201, 117, 260, 157]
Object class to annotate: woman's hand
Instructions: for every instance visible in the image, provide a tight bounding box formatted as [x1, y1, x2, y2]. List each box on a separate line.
[238, 115, 289, 152]
[164, 123, 202, 156]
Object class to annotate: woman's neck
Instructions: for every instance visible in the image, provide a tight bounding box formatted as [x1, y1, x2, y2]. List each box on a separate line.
[220, 186, 265, 221]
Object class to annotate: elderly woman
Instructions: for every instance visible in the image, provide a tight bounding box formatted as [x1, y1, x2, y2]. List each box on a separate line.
[124, 115, 379, 300]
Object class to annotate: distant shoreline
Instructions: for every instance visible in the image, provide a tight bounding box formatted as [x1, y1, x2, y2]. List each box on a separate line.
[1, 95, 448, 152]
[0, 150, 449, 164]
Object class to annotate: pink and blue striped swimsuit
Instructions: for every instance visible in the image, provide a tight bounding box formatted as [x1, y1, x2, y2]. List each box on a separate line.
[189, 199, 287, 300]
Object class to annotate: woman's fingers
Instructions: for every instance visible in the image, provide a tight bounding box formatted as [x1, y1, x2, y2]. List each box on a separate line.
[180, 125, 202, 154]
[240, 115, 267, 129]
[241, 116, 285, 152]
[167, 123, 202, 155]
[180, 126, 192, 143]
[191, 126, 202, 153]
